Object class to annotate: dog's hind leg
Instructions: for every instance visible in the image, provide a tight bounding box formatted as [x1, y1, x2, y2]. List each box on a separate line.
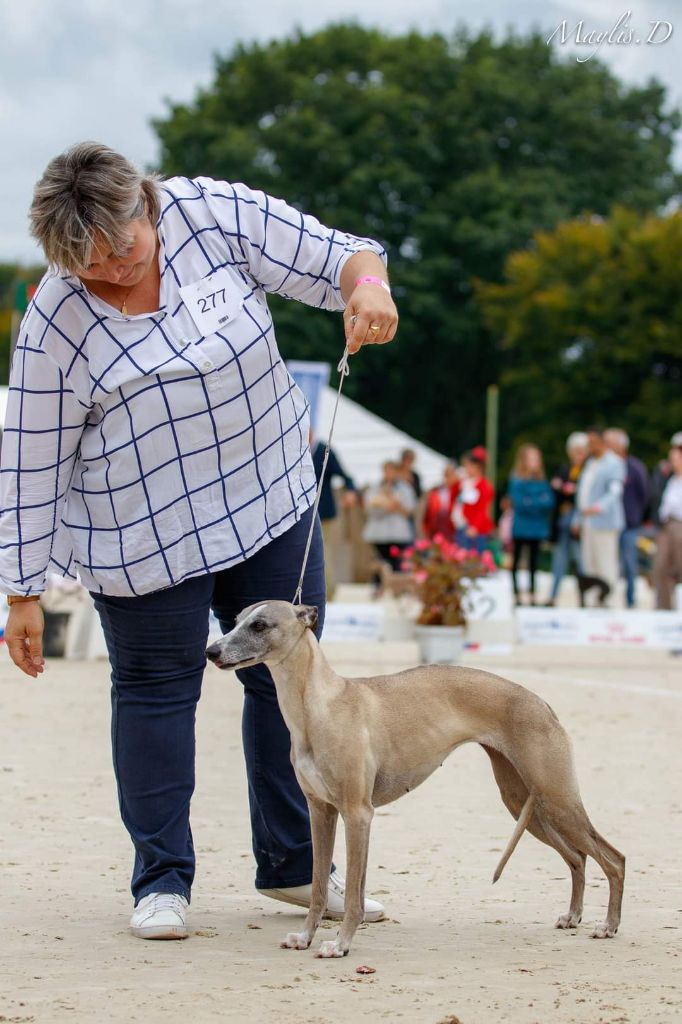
[281, 797, 338, 951]
[549, 810, 625, 938]
[588, 831, 625, 938]
[481, 745, 585, 928]
[555, 849, 586, 929]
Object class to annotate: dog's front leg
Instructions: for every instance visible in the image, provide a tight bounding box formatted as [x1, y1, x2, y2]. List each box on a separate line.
[281, 798, 338, 951]
[317, 804, 373, 959]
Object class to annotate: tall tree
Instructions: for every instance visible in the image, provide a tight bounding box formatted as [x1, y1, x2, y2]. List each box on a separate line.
[476, 207, 682, 469]
[154, 24, 681, 458]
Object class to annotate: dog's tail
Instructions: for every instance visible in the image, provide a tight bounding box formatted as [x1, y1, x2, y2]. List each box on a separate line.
[492, 793, 537, 884]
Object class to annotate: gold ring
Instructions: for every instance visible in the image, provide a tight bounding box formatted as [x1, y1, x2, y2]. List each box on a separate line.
[369, 323, 380, 334]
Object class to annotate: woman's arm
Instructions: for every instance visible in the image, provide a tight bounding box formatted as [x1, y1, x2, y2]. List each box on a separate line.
[198, 178, 398, 353]
[0, 332, 88, 597]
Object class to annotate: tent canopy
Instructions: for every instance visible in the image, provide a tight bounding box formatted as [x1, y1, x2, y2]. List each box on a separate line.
[316, 386, 449, 490]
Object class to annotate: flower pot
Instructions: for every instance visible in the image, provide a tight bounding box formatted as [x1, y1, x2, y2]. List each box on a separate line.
[414, 624, 466, 665]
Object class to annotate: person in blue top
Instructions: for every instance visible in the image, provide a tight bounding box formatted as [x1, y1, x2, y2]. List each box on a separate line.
[311, 434, 357, 598]
[508, 444, 555, 605]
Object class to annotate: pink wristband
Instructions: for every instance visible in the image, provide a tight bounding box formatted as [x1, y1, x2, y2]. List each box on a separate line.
[354, 275, 391, 294]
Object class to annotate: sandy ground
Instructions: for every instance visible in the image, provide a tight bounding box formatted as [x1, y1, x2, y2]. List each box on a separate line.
[1, 637, 681, 1024]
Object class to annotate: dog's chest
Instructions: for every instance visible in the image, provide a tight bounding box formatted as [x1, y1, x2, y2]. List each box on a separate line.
[293, 750, 334, 804]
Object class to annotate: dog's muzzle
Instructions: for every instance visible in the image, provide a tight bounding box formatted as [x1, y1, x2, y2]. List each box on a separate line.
[205, 643, 223, 665]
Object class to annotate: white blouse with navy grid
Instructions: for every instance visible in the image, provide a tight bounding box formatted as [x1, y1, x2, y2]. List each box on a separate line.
[0, 176, 385, 597]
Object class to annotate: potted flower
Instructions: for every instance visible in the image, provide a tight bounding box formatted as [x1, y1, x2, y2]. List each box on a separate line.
[398, 534, 495, 663]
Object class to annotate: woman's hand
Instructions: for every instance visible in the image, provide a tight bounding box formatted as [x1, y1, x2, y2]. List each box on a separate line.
[340, 252, 398, 354]
[5, 602, 46, 677]
[343, 284, 399, 354]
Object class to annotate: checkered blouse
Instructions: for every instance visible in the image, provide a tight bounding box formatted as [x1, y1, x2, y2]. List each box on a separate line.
[0, 176, 385, 596]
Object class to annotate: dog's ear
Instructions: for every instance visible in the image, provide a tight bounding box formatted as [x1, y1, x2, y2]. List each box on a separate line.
[295, 605, 318, 631]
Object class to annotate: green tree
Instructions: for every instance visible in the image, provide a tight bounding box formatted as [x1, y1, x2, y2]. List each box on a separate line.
[0, 264, 45, 383]
[153, 23, 681, 457]
[476, 208, 682, 469]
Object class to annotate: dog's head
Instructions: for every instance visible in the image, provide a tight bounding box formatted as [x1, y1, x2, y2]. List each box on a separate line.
[205, 600, 318, 670]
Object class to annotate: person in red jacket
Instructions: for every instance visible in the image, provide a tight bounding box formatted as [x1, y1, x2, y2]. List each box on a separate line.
[422, 462, 459, 540]
[452, 447, 495, 552]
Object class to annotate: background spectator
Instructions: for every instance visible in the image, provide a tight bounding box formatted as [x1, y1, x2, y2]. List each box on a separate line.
[547, 431, 587, 607]
[604, 428, 650, 608]
[651, 431, 682, 526]
[508, 444, 555, 606]
[363, 461, 417, 575]
[422, 462, 459, 541]
[311, 434, 357, 599]
[452, 447, 494, 553]
[653, 439, 682, 609]
[398, 448, 422, 499]
[576, 428, 626, 607]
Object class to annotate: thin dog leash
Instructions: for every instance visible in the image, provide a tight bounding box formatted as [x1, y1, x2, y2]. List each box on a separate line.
[292, 342, 352, 605]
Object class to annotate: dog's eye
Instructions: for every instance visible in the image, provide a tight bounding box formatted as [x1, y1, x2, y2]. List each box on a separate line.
[251, 620, 268, 632]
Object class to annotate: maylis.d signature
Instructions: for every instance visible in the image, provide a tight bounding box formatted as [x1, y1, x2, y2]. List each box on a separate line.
[547, 10, 673, 62]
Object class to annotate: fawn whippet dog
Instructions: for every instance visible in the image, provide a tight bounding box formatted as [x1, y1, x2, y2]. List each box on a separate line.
[206, 601, 625, 958]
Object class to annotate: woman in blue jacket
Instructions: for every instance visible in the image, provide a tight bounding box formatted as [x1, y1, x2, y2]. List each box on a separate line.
[508, 444, 555, 605]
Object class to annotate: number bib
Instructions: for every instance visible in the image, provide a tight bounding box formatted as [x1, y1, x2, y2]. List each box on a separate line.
[179, 268, 245, 336]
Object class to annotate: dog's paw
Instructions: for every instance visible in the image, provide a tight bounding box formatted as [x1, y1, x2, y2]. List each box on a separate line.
[280, 931, 311, 950]
[555, 911, 582, 929]
[591, 923, 617, 939]
[316, 939, 348, 958]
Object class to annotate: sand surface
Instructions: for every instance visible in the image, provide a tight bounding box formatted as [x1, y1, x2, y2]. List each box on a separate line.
[1, 640, 680, 1024]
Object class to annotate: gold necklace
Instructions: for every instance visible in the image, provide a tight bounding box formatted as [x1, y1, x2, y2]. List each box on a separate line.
[120, 285, 135, 317]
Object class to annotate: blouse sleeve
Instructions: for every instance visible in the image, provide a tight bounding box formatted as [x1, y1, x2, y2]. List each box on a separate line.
[0, 331, 88, 594]
[196, 177, 387, 311]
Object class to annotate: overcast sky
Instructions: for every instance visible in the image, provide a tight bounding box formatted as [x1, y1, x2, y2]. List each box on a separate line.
[1, 0, 680, 263]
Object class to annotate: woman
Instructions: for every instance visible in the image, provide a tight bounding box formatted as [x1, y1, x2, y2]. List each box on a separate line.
[507, 444, 554, 605]
[363, 460, 417, 572]
[546, 431, 587, 606]
[0, 143, 398, 939]
[653, 439, 682, 609]
[452, 447, 495, 552]
[422, 461, 459, 541]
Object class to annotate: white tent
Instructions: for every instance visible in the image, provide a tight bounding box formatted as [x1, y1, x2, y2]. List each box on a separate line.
[0, 385, 450, 491]
[317, 386, 449, 489]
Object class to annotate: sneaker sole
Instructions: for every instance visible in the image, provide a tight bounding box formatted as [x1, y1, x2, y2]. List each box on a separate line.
[131, 925, 189, 940]
[259, 889, 385, 923]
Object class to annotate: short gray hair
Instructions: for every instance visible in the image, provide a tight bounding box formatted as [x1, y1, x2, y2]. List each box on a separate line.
[604, 427, 630, 450]
[566, 431, 588, 454]
[29, 141, 162, 273]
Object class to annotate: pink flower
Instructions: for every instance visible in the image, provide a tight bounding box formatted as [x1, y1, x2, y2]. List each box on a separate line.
[389, 545, 401, 557]
[414, 570, 428, 584]
[481, 551, 495, 570]
[415, 539, 430, 551]
[403, 546, 415, 559]
[433, 533, 445, 545]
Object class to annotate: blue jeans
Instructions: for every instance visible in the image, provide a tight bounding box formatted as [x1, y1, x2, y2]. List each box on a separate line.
[455, 529, 489, 553]
[620, 527, 640, 608]
[550, 513, 582, 601]
[91, 507, 325, 905]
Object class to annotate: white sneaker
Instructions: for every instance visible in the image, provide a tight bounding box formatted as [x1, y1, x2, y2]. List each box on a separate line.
[130, 892, 189, 940]
[258, 869, 385, 922]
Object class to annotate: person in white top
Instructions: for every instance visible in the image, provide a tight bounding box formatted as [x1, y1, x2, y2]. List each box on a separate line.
[0, 143, 398, 939]
[653, 440, 682, 609]
[363, 461, 417, 572]
[575, 427, 625, 606]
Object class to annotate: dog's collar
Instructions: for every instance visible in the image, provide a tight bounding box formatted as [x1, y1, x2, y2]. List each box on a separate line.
[272, 628, 309, 668]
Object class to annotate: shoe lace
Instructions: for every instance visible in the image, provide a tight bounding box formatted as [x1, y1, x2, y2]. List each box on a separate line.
[150, 893, 186, 914]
